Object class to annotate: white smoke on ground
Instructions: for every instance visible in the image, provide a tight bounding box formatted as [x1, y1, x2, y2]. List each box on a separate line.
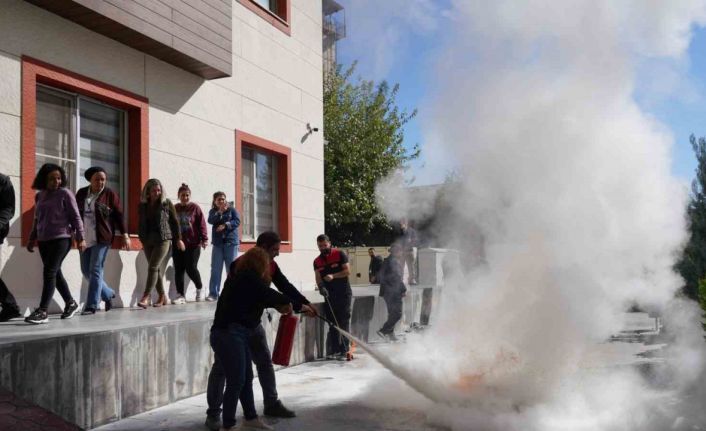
[370, 1, 706, 429]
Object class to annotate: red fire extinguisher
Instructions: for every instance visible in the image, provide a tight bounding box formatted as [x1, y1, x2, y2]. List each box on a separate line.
[272, 313, 298, 366]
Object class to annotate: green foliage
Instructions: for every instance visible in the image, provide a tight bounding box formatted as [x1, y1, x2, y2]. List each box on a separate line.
[699, 278, 706, 332]
[323, 63, 419, 245]
[675, 135, 706, 301]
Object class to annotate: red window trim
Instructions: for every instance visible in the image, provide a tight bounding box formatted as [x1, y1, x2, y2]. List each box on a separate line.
[236, 0, 291, 36]
[235, 130, 292, 253]
[21, 56, 149, 249]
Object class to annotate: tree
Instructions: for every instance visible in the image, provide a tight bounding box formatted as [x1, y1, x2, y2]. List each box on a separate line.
[323, 63, 419, 245]
[675, 135, 706, 301]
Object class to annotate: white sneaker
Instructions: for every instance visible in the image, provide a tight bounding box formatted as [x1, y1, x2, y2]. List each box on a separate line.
[195, 289, 203, 302]
[237, 418, 273, 430]
[172, 295, 186, 305]
[206, 295, 218, 302]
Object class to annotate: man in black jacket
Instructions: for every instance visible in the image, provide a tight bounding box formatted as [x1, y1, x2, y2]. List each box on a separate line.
[377, 245, 406, 341]
[368, 248, 383, 284]
[205, 231, 317, 430]
[0, 174, 20, 322]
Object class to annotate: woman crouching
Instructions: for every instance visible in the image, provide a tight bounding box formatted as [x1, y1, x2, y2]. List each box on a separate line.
[210, 247, 291, 431]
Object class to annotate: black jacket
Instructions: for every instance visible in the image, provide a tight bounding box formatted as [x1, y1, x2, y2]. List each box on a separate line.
[368, 255, 383, 283]
[0, 174, 15, 244]
[378, 256, 406, 298]
[229, 258, 311, 312]
[212, 269, 291, 329]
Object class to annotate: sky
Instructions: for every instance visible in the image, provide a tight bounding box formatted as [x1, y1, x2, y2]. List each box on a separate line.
[334, 0, 706, 186]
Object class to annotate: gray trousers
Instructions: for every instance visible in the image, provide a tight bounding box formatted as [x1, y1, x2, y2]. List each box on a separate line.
[206, 323, 277, 417]
[380, 293, 403, 334]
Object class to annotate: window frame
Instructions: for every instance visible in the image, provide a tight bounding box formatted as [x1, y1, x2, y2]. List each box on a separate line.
[235, 130, 292, 253]
[35, 84, 129, 205]
[236, 0, 291, 36]
[21, 56, 149, 248]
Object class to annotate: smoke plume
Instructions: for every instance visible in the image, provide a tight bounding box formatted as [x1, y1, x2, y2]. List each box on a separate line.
[371, 1, 706, 429]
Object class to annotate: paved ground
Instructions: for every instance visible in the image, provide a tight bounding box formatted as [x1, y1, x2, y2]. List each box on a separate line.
[95, 351, 443, 431]
[94, 313, 665, 431]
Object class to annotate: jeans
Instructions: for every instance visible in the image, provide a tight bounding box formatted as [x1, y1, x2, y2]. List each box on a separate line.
[404, 249, 416, 283]
[38, 238, 73, 310]
[80, 243, 114, 309]
[209, 243, 237, 298]
[143, 241, 171, 295]
[209, 325, 257, 428]
[173, 247, 203, 296]
[206, 323, 278, 418]
[324, 287, 352, 356]
[0, 243, 18, 311]
[380, 293, 403, 334]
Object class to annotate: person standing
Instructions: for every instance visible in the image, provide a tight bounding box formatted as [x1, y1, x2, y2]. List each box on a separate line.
[367, 248, 383, 284]
[75, 166, 130, 315]
[207, 192, 239, 301]
[376, 244, 406, 341]
[137, 178, 184, 308]
[399, 219, 418, 285]
[0, 173, 20, 322]
[173, 183, 208, 304]
[209, 247, 292, 431]
[205, 231, 317, 430]
[313, 234, 352, 360]
[25, 164, 85, 324]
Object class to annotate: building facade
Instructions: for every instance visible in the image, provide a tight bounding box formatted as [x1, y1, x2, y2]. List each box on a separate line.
[0, 0, 325, 312]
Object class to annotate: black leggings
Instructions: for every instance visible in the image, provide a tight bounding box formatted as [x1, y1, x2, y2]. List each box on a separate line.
[38, 238, 73, 310]
[173, 247, 203, 296]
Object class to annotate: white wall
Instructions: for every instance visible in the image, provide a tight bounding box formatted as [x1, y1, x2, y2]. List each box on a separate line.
[0, 0, 325, 313]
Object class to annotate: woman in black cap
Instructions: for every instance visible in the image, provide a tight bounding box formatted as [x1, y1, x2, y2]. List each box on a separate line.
[75, 166, 130, 314]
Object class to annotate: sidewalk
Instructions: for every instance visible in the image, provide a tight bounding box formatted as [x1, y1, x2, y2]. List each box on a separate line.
[94, 352, 439, 431]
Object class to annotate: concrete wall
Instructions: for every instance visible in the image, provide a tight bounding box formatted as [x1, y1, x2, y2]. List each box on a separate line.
[0, 287, 436, 429]
[0, 0, 325, 313]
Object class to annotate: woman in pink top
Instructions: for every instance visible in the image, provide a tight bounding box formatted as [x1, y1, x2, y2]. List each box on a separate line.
[25, 163, 86, 324]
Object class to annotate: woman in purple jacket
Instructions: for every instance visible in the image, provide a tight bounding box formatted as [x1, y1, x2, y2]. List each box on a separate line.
[75, 166, 131, 315]
[173, 183, 208, 304]
[25, 163, 86, 324]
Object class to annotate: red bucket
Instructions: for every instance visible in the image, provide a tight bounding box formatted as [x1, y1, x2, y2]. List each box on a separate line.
[272, 314, 298, 366]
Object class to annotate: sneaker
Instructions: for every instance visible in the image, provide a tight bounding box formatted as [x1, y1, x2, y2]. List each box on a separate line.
[195, 289, 203, 302]
[104, 294, 115, 312]
[334, 352, 348, 361]
[263, 400, 296, 418]
[61, 300, 79, 319]
[25, 308, 48, 324]
[80, 308, 96, 316]
[172, 295, 186, 305]
[0, 306, 21, 322]
[376, 330, 388, 341]
[205, 415, 222, 431]
[238, 417, 274, 430]
[205, 295, 218, 302]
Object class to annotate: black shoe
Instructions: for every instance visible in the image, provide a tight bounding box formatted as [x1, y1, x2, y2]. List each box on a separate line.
[81, 308, 96, 316]
[61, 301, 79, 319]
[263, 400, 296, 418]
[104, 294, 115, 312]
[204, 415, 221, 431]
[25, 308, 48, 324]
[0, 306, 21, 322]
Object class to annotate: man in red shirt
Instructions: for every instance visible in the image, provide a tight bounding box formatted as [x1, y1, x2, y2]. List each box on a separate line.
[313, 234, 352, 360]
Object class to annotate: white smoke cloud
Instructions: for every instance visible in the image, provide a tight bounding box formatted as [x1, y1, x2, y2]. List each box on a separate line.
[370, 0, 706, 429]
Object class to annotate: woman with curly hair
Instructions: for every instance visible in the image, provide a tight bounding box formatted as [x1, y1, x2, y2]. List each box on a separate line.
[137, 178, 184, 308]
[25, 163, 85, 324]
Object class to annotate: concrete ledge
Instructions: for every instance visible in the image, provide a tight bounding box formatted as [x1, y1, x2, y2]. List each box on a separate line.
[0, 286, 438, 429]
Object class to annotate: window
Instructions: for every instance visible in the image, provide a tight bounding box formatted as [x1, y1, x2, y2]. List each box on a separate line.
[235, 131, 292, 252]
[35, 85, 126, 200]
[237, 0, 291, 35]
[241, 147, 278, 239]
[21, 56, 149, 246]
